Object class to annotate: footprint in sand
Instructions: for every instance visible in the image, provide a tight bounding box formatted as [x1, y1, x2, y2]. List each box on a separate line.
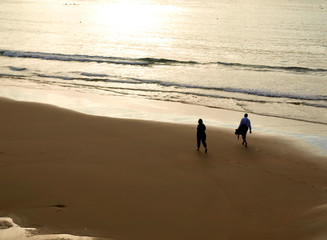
[49, 204, 67, 212]
[52, 204, 66, 208]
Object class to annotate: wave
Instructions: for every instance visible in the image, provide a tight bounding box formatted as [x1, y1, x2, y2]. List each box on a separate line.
[0, 50, 151, 66]
[222, 87, 327, 101]
[0, 73, 25, 78]
[36, 73, 144, 84]
[2, 68, 326, 103]
[0, 49, 197, 66]
[215, 61, 327, 74]
[2, 49, 326, 74]
[80, 72, 110, 77]
[37, 74, 75, 81]
[127, 78, 327, 101]
[32, 72, 327, 103]
[139, 57, 197, 65]
[9, 66, 27, 71]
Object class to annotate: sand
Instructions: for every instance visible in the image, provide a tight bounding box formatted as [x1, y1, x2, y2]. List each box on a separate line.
[0, 97, 327, 240]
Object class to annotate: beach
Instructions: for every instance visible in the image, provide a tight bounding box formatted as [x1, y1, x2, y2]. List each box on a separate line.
[1, 0, 327, 239]
[1, 97, 327, 240]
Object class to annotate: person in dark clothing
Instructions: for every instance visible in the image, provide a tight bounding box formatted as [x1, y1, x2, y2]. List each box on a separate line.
[197, 119, 207, 153]
[238, 113, 252, 147]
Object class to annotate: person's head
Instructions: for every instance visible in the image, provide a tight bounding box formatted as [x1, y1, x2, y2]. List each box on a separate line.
[198, 119, 203, 124]
[244, 113, 248, 118]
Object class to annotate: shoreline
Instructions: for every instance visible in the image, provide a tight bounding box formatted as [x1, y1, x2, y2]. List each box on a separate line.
[1, 97, 327, 240]
[0, 85, 327, 156]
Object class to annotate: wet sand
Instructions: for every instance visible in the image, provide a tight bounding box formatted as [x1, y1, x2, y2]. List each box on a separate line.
[0, 97, 327, 240]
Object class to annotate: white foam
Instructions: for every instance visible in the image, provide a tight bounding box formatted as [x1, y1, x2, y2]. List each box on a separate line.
[0, 217, 95, 240]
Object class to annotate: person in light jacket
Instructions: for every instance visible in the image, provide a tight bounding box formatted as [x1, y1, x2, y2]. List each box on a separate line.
[238, 113, 252, 147]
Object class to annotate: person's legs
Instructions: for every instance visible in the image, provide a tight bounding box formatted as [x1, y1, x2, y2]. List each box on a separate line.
[197, 136, 201, 150]
[242, 132, 247, 147]
[202, 136, 207, 153]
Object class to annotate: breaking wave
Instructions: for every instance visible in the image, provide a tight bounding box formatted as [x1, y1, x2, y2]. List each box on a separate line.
[1, 49, 326, 74]
[215, 61, 327, 74]
[2, 68, 327, 104]
[8, 72, 321, 110]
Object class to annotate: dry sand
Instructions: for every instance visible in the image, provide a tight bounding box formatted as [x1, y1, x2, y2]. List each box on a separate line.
[1, 97, 327, 240]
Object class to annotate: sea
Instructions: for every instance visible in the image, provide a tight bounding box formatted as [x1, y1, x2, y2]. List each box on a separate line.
[1, 0, 326, 125]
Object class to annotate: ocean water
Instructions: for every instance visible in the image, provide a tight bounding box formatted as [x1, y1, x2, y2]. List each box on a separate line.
[0, 0, 327, 125]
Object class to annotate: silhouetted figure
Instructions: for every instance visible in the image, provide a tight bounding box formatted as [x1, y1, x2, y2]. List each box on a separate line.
[238, 113, 252, 147]
[197, 119, 207, 153]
